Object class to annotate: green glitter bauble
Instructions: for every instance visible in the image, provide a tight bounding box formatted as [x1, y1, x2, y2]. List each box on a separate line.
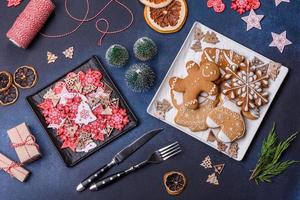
[133, 37, 157, 61]
[125, 63, 156, 92]
[105, 44, 129, 67]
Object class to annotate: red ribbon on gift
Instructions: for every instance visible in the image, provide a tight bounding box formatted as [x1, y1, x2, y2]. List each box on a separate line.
[0, 161, 24, 177]
[10, 135, 40, 149]
[11, 134, 40, 161]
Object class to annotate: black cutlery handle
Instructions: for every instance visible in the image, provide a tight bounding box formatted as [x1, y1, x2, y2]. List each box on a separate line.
[81, 163, 114, 188]
[91, 161, 148, 191]
[93, 171, 127, 190]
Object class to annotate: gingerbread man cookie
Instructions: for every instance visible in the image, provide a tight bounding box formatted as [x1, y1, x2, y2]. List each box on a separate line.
[169, 61, 220, 110]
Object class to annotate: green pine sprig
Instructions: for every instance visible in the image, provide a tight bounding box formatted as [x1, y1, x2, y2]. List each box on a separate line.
[249, 124, 298, 184]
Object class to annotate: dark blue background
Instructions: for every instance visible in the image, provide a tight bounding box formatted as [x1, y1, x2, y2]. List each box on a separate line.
[0, 0, 299, 200]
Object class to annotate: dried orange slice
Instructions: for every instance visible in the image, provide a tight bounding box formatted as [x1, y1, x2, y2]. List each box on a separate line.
[139, 0, 173, 8]
[14, 66, 38, 89]
[144, 0, 188, 34]
[0, 84, 19, 106]
[0, 71, 12, 92]
[163, 171, 186, 195]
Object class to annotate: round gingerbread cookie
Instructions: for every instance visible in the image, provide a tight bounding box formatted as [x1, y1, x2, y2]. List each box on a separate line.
[0, 71, 13, 92]
[144, 0, 188, 34]
[14, 66, 38, 89]
[0, 84, 19, 106]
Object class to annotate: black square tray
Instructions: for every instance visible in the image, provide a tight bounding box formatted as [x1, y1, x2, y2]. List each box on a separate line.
[27, 56, 138, 167]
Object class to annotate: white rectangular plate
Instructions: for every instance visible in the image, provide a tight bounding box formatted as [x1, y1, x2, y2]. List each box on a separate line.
[147, 22, 288, 161]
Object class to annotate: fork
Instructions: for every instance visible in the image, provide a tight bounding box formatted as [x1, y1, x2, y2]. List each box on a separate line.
[89, 141, 181, 191]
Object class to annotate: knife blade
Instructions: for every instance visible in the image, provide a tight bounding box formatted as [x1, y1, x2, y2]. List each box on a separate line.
[113, 128, 164, 164]
[76, 128, 163, 192]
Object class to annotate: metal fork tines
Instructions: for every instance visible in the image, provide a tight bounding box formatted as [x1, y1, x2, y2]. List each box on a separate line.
[152, 141, 181, 162]
[89, 141, 182, 191]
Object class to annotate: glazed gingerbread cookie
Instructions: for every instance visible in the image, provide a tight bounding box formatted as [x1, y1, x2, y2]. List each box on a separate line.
[201, 47, 246, 72]
[169, 61, 220, 110]
[171, 90, 217, 132]
[206, 96, 245, 143]
[222, 61, 269, 120]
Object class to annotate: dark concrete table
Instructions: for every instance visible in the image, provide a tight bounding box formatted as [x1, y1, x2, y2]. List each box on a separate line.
[0, 0, 299, 199]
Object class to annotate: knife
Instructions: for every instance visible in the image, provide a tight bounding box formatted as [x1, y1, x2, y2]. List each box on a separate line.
[76, 128, 163, 192]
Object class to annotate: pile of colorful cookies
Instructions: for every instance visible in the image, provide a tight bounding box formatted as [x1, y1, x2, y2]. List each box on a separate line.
[38, 69, 130, 152]
[139, 0, 188, 33]
[0, 66, 38, 106]
[167, 27, 281, 157]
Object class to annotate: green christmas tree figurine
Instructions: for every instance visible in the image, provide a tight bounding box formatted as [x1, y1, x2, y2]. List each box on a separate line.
[105, 44, 129, 67]
[133, 37, 157, 61]
[125, 63, 156, 92]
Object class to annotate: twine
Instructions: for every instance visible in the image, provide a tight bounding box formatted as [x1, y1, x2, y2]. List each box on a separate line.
[0, 160, 25, 177]
[11, 135, 39, 149]
[11, 126, 39, 160]
[40, 0, 134, 46]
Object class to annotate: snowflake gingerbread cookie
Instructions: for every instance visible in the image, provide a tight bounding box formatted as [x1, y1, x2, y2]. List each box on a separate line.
[222, 60, 269, 120]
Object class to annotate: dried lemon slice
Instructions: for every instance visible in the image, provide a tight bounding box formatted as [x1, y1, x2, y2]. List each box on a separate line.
[0, 71, 12, 92]
[144, 0, 188, 34]
[0, 84, 19, 106]
[139, 0, 173, 8]
[163, 171, 186, 195]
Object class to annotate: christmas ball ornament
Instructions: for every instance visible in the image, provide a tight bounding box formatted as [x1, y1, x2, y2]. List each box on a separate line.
[105, 44, 129, 67]
[133, 37, 157, 61]
[125, 63, 156, 92]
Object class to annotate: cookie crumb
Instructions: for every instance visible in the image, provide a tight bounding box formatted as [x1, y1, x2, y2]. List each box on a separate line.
[200, 155, 212, 169]
[191, 41, 202, 52]
[217, 141, 228, 152]
[267, 62, 281, 81]
[228, 142, 239, 158]
[63, 47, 74, 59]
[203, 31, 219, 44]
[47, 51, 58, 63]
[194, 27, 205, 41]
[154, 99, 172, 119]
[207, 130, 216, 142]
[251, 56, 264, 66]
[213, 164, 225, 175]
[206, 173, 219, 185]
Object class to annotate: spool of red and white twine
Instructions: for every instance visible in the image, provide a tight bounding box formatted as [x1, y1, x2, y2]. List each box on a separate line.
[6, 0, 133, 48]
[6, 0, 55, 49]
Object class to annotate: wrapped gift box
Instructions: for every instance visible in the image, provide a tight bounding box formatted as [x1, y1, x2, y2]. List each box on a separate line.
[7, 123, 41, 164]
[0, 153, 30, 182]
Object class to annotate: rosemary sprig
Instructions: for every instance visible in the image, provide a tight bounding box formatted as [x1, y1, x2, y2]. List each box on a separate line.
[250, 124, 298, 184]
